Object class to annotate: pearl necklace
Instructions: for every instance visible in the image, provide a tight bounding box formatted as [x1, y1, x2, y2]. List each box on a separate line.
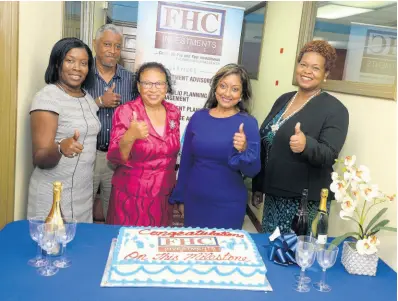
[271, 90, 321, 134]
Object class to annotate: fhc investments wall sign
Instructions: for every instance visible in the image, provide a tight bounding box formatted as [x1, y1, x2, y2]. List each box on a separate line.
[155, 2, 226, 56]
[135, 1, 244, 141]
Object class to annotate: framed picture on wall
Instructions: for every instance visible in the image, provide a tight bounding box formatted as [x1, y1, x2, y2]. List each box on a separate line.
[123, 35, 136, 52]
[295, 1, 397, 100]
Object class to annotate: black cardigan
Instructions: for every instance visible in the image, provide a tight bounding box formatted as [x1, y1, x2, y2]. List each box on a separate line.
[252, 91, 349, 202]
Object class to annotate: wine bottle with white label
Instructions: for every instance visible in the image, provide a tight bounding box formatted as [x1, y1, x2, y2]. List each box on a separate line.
[311, 188, 329, 244]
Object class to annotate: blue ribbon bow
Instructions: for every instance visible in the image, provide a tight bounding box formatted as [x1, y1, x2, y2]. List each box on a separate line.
[267, 233, 298, 266]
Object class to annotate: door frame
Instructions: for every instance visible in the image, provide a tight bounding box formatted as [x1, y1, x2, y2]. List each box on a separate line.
[0, 2, 18, 229]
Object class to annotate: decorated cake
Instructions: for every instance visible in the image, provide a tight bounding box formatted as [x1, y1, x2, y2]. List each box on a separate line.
[101, 226, 272, 291]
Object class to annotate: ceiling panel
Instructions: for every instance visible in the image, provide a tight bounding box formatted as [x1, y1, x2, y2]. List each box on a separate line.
[204, 1, 263, 10]
[317, 1, 397, 27]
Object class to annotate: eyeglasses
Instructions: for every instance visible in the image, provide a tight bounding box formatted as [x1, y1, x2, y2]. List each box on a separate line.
[139, 81, 167, 89]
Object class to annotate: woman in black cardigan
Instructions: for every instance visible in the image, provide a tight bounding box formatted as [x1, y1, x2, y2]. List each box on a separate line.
[252, 40, 349, 234]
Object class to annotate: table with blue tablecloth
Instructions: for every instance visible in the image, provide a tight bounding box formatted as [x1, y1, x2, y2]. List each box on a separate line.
[0, 221, 396, 301]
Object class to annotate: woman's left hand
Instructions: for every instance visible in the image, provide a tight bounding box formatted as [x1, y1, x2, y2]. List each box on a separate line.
[233, 123, 247, 152]
[290, 122, 306, 153]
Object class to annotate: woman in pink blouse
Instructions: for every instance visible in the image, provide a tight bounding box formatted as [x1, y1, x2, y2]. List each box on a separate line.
[106, 62, 180, 226]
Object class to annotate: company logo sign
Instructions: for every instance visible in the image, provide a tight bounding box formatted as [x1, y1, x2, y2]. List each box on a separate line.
[155, 1, 226, 55]
[158, 236, 221, 252]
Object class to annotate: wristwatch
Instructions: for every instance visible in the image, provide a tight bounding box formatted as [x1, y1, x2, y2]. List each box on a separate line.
[56, 138, 66, 155]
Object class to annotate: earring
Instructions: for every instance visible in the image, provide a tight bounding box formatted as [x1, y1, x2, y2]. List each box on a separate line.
[324, 78, 327, 82]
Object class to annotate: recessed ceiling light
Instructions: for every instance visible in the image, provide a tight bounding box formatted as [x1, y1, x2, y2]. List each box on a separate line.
[317, 4, 373, 19]
[330, 1, 395, 9]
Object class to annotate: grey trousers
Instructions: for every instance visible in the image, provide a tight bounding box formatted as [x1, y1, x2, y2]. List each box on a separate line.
[93, 150, 115, 220]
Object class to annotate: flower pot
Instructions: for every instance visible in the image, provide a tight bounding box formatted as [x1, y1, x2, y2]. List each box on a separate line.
[341, 241, 378, 276]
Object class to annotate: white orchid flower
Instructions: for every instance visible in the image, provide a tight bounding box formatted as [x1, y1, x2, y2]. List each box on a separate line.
[330, 180, 346, 201]
[386, 194, 396, 202]
[354, 165, 371, 183]
[351, 189, 361, 201]
[356, 239, 378, 255]
[359, 184, 379, 202]
[368, 235, 380, 247]
[344, 171, 353, 182]
[341, 195, 357, 213]
[344, 155, 356, 167]
[350, 179, 359, 191]
[331, 172, 339, 181]
[339, 209, 354, 220]
[349, 180, 362, 201]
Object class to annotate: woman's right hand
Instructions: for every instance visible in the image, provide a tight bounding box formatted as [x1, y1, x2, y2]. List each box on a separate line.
[59, 130, 84, 158]
[251, 191, 264, 208]
[177, 203, 184, 218]
[127, 111, 149, 140]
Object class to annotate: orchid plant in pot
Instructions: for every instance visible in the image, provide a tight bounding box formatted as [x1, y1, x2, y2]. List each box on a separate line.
[330, 155, 396, 276]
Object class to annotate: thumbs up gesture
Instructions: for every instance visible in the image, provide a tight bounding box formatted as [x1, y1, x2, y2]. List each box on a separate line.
[102, 82, 122, 108]
[59, 129, 84, 158]
[233, 123, 247, 152]
[127, 111, 149, 140]
[290, 122, 306, 153]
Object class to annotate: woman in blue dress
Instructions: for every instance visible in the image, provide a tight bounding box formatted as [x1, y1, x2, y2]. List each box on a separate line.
[170, 64, 260, 229]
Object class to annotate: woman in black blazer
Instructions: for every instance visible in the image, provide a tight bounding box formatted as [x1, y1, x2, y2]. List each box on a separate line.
[252, 40, 349, 234]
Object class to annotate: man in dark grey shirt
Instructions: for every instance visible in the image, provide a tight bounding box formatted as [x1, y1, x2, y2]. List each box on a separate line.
[86, 24, 136, 220]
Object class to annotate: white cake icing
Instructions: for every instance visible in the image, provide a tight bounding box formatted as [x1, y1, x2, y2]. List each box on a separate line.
[102, 227, 272, 291]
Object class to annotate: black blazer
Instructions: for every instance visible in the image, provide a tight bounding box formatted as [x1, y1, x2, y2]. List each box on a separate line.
[252, 91, 349, 202]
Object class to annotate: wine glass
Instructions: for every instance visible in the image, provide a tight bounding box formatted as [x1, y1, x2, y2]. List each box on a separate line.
[27, 216, 48, 267]
[294, 241, 316, 292]
[53, 218, 77, 268]
[37, 224, 59, 276]
[313, 243, 339, 292]
[294, 235, 317, 283]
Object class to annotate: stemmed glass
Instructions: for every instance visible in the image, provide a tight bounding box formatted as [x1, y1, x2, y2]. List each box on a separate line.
[53, 218, 77, 268]
[27, 216, 48, 267]
[294, 241, 316, 292]
[313, 243, 339, 292]
[37, 224, 59, 277]
[294, 235, 317, 283]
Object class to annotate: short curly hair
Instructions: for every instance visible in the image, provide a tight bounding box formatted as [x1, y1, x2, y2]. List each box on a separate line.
[297, 40, 337, 72]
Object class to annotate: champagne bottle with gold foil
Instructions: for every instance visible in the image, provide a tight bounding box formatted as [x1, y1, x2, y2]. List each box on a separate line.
[45, 181, 65, 256]
[311, 189, 329, 245]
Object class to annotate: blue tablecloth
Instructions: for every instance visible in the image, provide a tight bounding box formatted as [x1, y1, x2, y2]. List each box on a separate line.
[0, 221, 396, 301]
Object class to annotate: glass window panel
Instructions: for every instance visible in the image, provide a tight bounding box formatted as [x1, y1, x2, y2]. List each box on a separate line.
[313, 1, 397, 85]
[239, 4, 266, 79]
[63, 1, 82, 39]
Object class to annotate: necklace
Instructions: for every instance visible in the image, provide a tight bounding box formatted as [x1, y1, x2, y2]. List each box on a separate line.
[56, 83, 85, 98]
[271, 90, 321, 134]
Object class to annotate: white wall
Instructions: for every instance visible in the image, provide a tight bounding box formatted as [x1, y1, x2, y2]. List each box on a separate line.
[251, 1, 397, 270]
[329, 93, 397, 270]
[14, 2, 63, 219]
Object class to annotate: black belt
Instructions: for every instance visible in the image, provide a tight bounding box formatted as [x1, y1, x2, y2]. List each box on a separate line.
[97, 145, 108, 152]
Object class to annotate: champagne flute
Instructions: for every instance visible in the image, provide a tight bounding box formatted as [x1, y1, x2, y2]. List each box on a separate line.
[294, 235, 317, 283]
[53, 218, 77, 268]
[37, 224, 59, 276]
[313, 243, 339, 292]
[294, 241, 316, 292]
[27, 216, 48, 267]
